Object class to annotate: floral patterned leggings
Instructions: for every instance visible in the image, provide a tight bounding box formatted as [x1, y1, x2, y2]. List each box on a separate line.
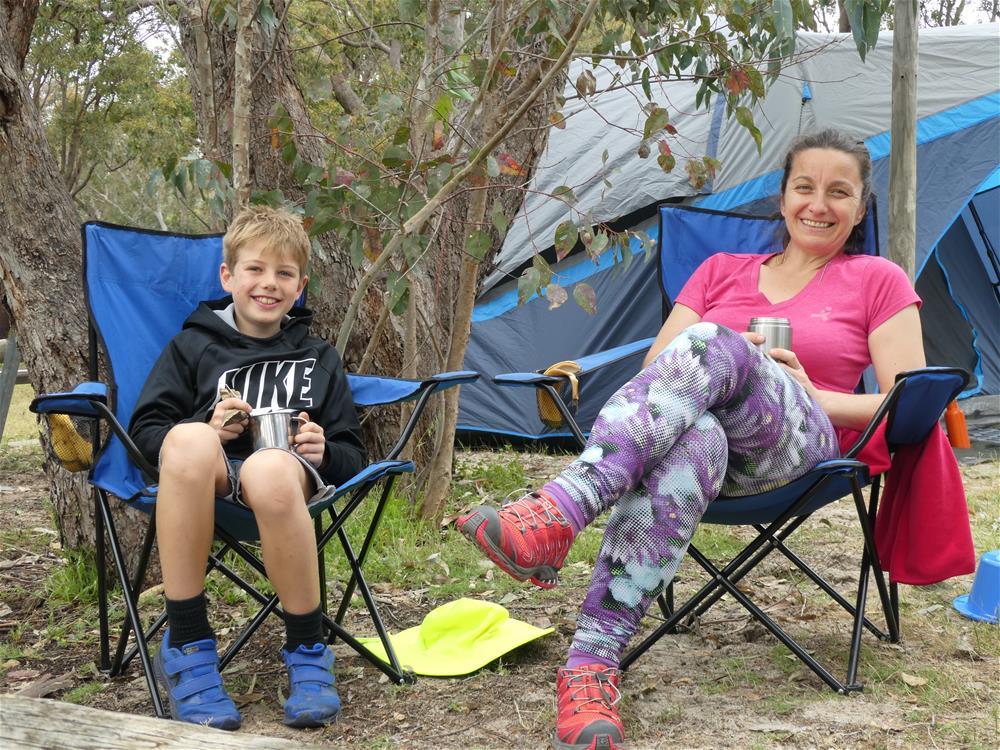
[543, 323, 840, 665]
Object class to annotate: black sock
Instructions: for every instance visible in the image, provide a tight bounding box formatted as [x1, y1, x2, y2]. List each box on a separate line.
[165, 592, 214, 648]
[284, 606, 324, 652]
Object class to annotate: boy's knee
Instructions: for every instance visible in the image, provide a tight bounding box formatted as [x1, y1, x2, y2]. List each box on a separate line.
[160, 422, 220, 472]
[239, 450, 305, 515]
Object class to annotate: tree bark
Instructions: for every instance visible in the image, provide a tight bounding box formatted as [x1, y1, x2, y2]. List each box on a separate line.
[231, 0, 254, 208]
[889, 0, 918, 281]
[0, 3, 150, 570]
[838, 0, 851, 32]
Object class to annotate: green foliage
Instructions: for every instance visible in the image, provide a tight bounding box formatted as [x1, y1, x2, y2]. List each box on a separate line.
[844, 0, 889, 60]
[27, 2, 202, 230]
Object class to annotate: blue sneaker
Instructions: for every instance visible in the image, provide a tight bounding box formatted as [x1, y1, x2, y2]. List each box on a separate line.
[153, 629, 241, 731]
[281, 642, 341, 727]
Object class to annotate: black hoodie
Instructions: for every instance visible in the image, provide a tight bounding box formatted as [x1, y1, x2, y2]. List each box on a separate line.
[128, 297, 367, 486]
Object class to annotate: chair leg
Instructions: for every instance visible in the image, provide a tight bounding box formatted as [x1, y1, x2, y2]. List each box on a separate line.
[333, 523, 408, 682]
[110, 514, 157, 675]
[97, 491, 165, 717]
[854, 478, 899, 642]
[121, 540, 234, 673]
[656, 582, 678, 634]
[622, 546, 748, 671]
[220, 594, 282, 670]
[890, 582, 900, 642]
[864, 476, 901, 642]
[93, 489, 111, 673]
[690, 516, 808, 623]
[316, 515, 329, 636]
[688, 547, 854, 694]
[333, 480, 395, 627]
[756, 522, 889, 640]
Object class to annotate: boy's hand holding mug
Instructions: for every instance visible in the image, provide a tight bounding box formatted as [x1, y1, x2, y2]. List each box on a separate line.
[293, 412, 326, 468]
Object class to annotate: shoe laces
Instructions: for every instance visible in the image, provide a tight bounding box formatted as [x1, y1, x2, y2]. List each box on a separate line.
[499, 492, 570, 556]
[562, 666, 622, 718]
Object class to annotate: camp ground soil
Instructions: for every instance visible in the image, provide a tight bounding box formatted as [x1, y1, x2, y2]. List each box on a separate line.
[1, 446, 997, 750]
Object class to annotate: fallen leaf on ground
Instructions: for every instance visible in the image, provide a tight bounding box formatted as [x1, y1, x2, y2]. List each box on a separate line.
[900, 672, 928, 687]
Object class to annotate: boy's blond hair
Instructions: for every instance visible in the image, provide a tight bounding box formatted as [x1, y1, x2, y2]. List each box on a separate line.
[223, 205, 310, 274]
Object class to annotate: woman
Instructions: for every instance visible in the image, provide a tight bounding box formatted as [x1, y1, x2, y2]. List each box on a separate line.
[457, 129, 925, 750]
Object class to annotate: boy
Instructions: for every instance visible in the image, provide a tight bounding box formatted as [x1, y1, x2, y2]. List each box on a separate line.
[129, 205, 366, 730]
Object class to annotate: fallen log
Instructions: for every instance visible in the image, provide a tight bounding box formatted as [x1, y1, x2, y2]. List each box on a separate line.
[0, 695, 336, 749]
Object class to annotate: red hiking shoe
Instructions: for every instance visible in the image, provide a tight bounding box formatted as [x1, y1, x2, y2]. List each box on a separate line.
[554, 664, 625, 750]
[456, 490, 574, 589]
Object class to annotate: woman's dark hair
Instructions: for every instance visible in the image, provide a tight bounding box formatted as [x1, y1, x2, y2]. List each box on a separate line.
[778, 129, 873, 254]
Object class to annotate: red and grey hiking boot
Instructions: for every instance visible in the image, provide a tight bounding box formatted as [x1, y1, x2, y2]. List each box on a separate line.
[555, 664, 625, 750]
[456, 490, 574, 589]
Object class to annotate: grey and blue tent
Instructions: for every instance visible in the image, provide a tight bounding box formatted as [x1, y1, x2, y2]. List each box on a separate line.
[459, 24, 999, 442]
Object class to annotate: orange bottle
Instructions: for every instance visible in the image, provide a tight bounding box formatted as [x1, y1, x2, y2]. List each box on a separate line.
[944, 400, 971, 449]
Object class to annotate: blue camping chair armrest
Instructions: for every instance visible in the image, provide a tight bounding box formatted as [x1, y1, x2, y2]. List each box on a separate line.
[493, 338, 655, 388]
[348, 371, 479, 407]
[348, 370, 480, 461]
[333, 460, 414, 498]
[843, 366, 969, 459]
[493, 339, 654, 448]
[29, 382, 108, 418]
[30, 381, 158, 477]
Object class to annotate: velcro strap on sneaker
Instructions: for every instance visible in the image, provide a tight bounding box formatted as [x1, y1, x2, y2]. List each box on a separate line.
[165, 648, 218, 677]
[287, 657, 335, 687]
[171, 671, 226, 701]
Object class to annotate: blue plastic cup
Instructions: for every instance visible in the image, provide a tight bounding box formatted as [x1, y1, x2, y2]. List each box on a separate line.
[953, 549, 1000, 624]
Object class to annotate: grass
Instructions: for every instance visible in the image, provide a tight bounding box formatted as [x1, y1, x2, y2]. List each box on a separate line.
[689, 523, 747, 560]
[44, 549, 101, 606]
[62, 682, 105, 705]
[2, 383, 41, 445]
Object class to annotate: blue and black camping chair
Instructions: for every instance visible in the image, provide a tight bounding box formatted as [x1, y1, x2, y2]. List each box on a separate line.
[494, 204, 969, 693]
[29, 222, 478, 716]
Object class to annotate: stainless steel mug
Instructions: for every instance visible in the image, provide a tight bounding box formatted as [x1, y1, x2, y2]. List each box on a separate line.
[747, 316, 792, 354]
[248, 407, 305, 451]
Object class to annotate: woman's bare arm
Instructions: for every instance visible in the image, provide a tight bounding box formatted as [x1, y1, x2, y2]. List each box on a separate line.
[642, 303, 702, 367]
[772, 304, 925, 430]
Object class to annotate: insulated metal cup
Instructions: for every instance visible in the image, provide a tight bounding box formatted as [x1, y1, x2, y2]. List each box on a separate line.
[248, 407, 305, 451]
[747, 316, 792, 354]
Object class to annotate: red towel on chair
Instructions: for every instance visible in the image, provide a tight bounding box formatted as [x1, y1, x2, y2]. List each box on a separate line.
[837, 423, 975, 585]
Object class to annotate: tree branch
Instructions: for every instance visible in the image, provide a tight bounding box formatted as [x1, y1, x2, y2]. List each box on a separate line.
[334, 0, 603, 353]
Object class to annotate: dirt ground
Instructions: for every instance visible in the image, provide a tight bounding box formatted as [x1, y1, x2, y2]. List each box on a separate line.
[1, 446, 997, 750]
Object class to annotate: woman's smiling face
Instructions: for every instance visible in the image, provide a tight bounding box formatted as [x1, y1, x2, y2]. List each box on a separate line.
[780, 147, 866, 258]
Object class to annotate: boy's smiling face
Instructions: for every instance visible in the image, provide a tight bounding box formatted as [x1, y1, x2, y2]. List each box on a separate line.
[220, 240, 307, 338]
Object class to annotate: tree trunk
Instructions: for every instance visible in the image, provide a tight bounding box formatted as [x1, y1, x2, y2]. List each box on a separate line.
[838, 0, 851, 32]
[889, 0, 918, 281]
[0, 3, 150, 570]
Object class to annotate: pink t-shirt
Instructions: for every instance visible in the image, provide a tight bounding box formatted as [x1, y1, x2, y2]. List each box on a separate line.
[674, 252, 921, 394]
